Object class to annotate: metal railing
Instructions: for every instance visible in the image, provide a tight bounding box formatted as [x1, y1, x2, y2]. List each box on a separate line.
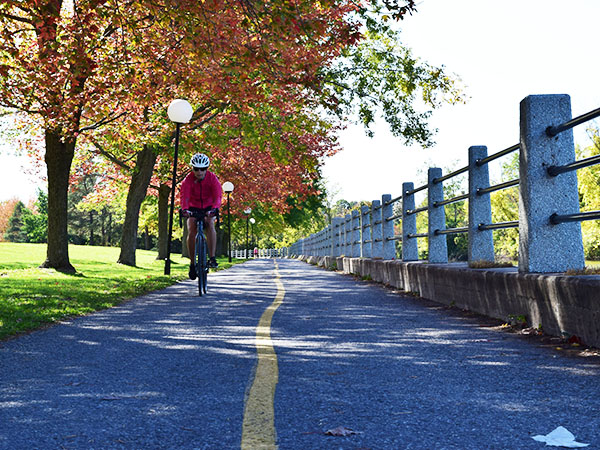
[230, 248, 283, 259]
[285, 94, 600, 273]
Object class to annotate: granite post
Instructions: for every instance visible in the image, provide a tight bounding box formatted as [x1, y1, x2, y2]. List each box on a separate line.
[468, 146, 495, 263]
[519, 94, 584, 273]
[428, 168, 448, 263]
[361, 205, 372, 258]
[381, 194, 395, 259]
[402, 182, 418, 261]
[371, 200, 382, 258]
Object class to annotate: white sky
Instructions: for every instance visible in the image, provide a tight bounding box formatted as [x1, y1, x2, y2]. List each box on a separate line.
[2, 0, 600, 203]
[323, 0, 600, 202]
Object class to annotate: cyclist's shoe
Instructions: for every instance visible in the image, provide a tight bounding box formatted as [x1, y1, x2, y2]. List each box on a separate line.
[208, 257, 218, 269]
[189, 263, 197, 280]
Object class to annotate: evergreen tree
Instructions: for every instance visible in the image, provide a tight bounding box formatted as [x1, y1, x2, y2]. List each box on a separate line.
[23, 190, 48, 243]
[4, 201, 29, 243]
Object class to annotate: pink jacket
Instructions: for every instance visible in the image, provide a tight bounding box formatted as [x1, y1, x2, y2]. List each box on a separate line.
[180, 171, 222, 210]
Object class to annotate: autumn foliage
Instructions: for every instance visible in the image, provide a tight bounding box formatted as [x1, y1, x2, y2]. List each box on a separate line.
[0, 0, 461, 269]
[0, 198, 19, 241]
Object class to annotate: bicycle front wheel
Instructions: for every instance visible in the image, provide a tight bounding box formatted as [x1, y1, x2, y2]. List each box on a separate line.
[201, 262, 208, 294]
[196, 237, 207, 296]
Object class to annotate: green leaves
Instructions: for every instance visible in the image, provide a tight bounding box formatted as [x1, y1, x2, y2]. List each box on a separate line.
[320, 27, 466, 147]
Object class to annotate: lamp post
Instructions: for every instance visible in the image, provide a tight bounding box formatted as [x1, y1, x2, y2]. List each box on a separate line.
[164, 99, 193, 275]
[249, 217, 255, 256]
[244, 208, 252, 258]
[223, 181, 234, 262]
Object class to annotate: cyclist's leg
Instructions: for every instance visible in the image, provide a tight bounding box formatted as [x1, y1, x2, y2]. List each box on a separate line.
[187, 217, 198, 258]
[205, 216, 218, 267]
[204, 216, 217, 257]
[187, 217, 198, 279]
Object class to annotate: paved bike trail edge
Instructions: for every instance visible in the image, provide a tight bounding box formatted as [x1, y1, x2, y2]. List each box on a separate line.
[1, 258, 600, 449]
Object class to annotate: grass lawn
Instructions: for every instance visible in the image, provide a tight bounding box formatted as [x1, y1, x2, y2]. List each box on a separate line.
[0, 243, 243, 340]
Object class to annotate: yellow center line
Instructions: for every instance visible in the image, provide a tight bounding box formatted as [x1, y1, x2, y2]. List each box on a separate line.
[241, 260, 285, 450]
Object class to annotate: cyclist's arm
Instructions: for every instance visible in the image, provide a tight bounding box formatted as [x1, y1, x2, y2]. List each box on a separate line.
[180, 175, 191, 211]
[208, 173, 223, 210]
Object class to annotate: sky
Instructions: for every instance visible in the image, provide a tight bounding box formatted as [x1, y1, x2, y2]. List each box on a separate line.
[2, 0, 600, 203]
[322, 0, 600, 202]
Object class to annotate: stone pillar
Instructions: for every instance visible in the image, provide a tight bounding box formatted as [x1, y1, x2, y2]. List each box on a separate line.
[428, 168, 448, 263]
[468, 146, 495, 263]
[371, 200, 382, 258]
[352, 210, 360, 257]
[402, 182, 418, 261]
[332, 218, 343, 257]
[519, 94, 584, 273]
[361, 205, 372, 258]
[381, 194, 395, 259]
[344, 213, 352, 256]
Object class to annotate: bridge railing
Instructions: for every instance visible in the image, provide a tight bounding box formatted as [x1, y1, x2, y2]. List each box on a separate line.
[230, 248, 283, 259]
[285, 94, 600, 273]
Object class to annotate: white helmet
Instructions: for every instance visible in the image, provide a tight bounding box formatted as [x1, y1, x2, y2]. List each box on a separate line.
[190, 153, 210, 169]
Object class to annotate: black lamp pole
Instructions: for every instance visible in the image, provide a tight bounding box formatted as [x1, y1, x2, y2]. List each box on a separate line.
[164, 123, 180, 275]
[245, 215, 249, 258]
[227, 192, 232, 263]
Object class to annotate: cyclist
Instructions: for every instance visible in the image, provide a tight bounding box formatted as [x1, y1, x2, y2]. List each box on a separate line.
[180, 153, 222, 279]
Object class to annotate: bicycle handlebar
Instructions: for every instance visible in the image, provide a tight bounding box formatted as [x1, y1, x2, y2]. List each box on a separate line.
[178, 208, 220, 227]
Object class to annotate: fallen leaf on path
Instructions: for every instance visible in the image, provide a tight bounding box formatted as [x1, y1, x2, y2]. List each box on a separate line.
[325, 426, 358, 436]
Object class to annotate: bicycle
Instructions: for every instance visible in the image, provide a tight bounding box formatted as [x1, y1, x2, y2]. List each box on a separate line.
[180, 208, 216, 296]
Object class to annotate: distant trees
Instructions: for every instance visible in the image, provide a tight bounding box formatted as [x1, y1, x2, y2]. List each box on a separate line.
[4, 201, 29, 243]
[0, 198, 19, 240]
[577, 131, 600, 260]
[2, 190, 47, 243]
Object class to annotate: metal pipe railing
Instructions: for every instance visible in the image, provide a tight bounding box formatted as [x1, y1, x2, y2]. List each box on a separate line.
[434, 226, 468, 236]
[432, 165, 468, 184]
[547, 154, 600, 176]
[406, 206, 428, 216]
[407, 232, 428, 239]
[433, 193, 469, 208]
[288, 97, 600, 273]
[546, 106, 600, 137]
[386, 194, 402, 205]
[478, 221, 519, 231]
[475, 144, 519, 167]
[550, 210, 600, 224]
[404, 184, 427, 197]
[477, 178, 519, 196]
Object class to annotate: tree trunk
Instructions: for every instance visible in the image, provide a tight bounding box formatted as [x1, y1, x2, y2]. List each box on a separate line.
[40, 130, 76, 273]
[156, 183, 170, 260]
[107, 211, 112, 245]
[117, 145, 157, 266]
[144, 225, 151, 250]
[89, 210, 94, 246]
[101, 208, 106, 245]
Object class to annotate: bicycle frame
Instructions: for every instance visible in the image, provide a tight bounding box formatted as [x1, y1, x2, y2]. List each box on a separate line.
[189, 210, 209, 296]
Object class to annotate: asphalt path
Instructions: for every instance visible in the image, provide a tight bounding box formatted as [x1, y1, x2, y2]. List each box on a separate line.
[1, 258, 600, 449]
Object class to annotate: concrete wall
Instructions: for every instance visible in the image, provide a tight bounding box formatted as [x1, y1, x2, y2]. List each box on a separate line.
[297, 255, 600, 348]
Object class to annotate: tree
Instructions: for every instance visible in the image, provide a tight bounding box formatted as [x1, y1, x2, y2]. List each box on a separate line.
[22, 189, 48, 243]
[0, 198, 19, 240]
[0, 1, 159, 271]
[577, 131, 600, 260]
[1, 0, 463, 271]
[490, 154, 519, 260]
[4, 201, 29, 242]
